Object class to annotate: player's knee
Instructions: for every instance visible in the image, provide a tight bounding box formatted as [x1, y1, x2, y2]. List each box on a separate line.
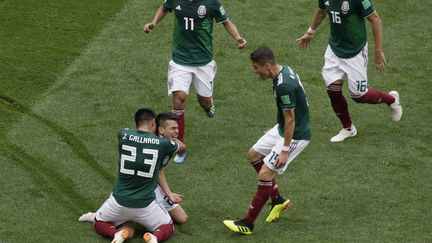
[247, 148, 260, 162]
[174, 213, 188, 225]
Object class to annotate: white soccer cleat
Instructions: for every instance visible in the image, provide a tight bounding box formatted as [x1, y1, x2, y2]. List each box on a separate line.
[389, 91, 402, 121]
[174, 152, 187, 164]
[78, 212, 96, 222]
[143, 232, 158, 243]
[330, 125, 357, 142]
[111, 230, 129, 243]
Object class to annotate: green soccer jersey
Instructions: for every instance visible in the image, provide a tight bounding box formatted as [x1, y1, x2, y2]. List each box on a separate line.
[273, 66, 311, 141]
[319, 0, 375, 58]
[112, 128, 178, 208]
[163, 0, 228, 66]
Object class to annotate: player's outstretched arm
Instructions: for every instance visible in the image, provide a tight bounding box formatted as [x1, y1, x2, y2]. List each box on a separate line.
[144, 6, 168, 33]
[367, 11, 387, 71]
[222, 20, 246, 49]
[297, 9, 327, 49]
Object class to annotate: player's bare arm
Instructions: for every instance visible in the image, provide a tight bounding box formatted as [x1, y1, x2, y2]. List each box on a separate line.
[297, 9, 327, 49]
[144, 6, 168, 33]
[275, 109, 295, 168]
[367, 11, 387, 71]
[158, 169, 183, 203]
[222, 20, 247, 49]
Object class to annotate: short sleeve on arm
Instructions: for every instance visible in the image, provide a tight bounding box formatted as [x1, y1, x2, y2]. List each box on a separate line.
[318, 0, 325, 9]
[277, 85, 297, 110]
[359, 0, 375, 17]
[213, 1, 229, 23]
[163, 0, 173, 12]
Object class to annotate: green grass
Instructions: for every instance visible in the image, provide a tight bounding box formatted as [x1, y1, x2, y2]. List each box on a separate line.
[1, 0, 431, 242]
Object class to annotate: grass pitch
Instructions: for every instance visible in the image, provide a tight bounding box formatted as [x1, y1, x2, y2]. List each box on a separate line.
[1, 0, 431, 242]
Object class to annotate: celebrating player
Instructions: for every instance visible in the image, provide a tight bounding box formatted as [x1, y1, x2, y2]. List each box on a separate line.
[79, 112, 188, 231]
[144, 0, 247, 163]
[297, 0, 402, 142]
[223, 48, 311, 235]
[90, 108, 185, 243]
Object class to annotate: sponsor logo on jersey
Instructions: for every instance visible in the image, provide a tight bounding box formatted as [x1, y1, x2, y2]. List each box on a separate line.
[362, 0, 372, 9]
[325, 1, 330, 6]
[341, 1, 350, 14]
[197, 5, 206, 18]
[175, 5, 181, 11]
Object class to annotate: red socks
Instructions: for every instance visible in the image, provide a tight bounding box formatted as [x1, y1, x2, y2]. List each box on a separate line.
[153, 223, 175, 242]
[249, 160, 281, 200]
[244, 180, 272, 224]
[352, 88, 395, 105]
[172, 109, 185, 142]
[327, 84, 352, 129]
[94, 220, 117, 239]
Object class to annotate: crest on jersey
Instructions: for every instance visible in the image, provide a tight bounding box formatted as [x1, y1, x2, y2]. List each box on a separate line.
[197, 5, 206, 18]
[341, 1, 350, 14]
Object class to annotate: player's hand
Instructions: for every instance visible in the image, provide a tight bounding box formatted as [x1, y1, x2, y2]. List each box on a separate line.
[168, 193, 183, 203]
[374, 51, 387, 71]
[144, 23, 155, 33]
[275, 151, 289, 168]
[296, 33, 314, 49]
[236, 37, 247, 49]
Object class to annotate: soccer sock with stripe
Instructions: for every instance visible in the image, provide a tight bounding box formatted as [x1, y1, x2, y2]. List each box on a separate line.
[244, 180, 272, 224]
[249, 159, 281, 201]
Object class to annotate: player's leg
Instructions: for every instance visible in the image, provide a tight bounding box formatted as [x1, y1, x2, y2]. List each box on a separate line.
[134, 201, 175, 242]
[155, 185, 188, 224]
[93, 195, 130, 242]
[194, 60, 216, 118]
[248, 125, 283, 203]
[168, 60, 193, 163]
[223, 165, 276, 235]
[265, 139, 309, 222]
[323, 45, 356, 142]
[346, 46, 402, 121]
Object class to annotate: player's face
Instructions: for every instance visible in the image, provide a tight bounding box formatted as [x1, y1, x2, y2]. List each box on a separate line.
[252, 62, 271, 80]
[158, 119, 179, 140]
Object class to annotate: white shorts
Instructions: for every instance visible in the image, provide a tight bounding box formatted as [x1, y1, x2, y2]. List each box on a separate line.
[322, 44, 369, 98]
[252, 124, 310, 174]
[167, 60, 217, 97]
[95, 194, 172, 232]
[155, 185, 178, 212]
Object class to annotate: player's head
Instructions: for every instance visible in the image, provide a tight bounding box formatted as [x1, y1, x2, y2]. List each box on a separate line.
[156, 112, 179, 140]
[250, 47, 277, 80]
[134, 107, 156, 132]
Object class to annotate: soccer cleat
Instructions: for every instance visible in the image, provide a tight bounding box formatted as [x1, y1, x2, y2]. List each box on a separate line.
[205, 104, 215, 118]
[389, 91, 402, 121]
[78, 212, 96, 223]
[266, 198, 292, 222]
[174, 152, 187, 164]
[143, 232, 158, 243]
[330, 125, 357, 142]
[223, 219, 254, 235]
[111, 230, 129, 243]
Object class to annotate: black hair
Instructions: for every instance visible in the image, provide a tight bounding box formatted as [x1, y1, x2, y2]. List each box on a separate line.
[134, 107, 156, 126]
[156, 112, 178, 129]
[250, 47, 276, 65]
